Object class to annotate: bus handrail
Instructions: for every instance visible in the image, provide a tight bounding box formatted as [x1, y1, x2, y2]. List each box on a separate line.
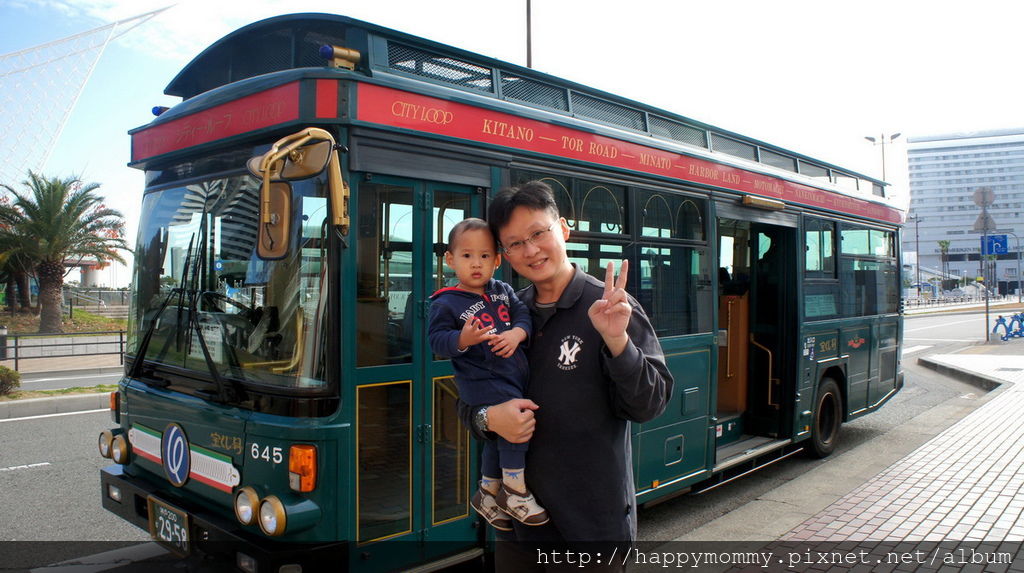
[749, 334, 780, 409]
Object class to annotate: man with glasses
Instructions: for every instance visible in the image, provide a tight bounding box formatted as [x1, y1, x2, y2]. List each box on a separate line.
[460, 180, 673, 570]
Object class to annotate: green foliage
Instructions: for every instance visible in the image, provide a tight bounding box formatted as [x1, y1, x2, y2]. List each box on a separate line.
[0, 171, 129, 332]
[0, 365, 20, 395]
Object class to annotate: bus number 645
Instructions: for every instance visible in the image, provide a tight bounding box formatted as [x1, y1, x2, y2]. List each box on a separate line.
[251, 443, 283, 464]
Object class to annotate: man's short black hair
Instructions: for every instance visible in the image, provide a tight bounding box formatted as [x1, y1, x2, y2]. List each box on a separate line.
[446, 217, 494, 251]
[488, 180, 561, 243]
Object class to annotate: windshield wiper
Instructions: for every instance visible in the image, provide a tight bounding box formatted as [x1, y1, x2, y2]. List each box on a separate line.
[127, 285, 180, 387]
[186, 289, 246, 404]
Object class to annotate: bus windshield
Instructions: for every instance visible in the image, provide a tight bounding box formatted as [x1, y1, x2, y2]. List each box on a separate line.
[128, 170, 329, 391]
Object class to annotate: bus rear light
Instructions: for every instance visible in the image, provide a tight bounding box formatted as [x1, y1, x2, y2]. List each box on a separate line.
[234, 486, 260, 526]
[288, 445, 317, 492]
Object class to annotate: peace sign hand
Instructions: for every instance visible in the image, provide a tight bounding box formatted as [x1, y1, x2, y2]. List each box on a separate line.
[588, 260, 631, 357]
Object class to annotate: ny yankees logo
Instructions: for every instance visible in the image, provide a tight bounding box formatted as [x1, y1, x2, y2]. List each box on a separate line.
[557, 335, 584, 370]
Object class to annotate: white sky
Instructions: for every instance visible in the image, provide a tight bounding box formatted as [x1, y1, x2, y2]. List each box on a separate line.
[3, 0, 1023, 287]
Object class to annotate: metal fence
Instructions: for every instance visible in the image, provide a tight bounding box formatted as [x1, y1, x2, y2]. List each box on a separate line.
[904, 295, 1013, 310]
[65, 288, 130, 307]
[0, 330, 126, 371]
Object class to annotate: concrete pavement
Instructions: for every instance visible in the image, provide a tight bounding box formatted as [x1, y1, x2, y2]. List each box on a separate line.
[674, 339, 1024, 572]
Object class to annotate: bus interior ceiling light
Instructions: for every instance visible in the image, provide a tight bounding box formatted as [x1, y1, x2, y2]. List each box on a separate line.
[742, 195, 786, 211]
[319, 44, 361, 70]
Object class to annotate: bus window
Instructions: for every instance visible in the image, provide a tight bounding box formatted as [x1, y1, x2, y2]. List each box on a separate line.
[577, 180, 625, 234]
[356, 183, 414, 366]
[638, 190, 705, 241]
[637, 245, 713, 336]
[129, 173, 329, 389]
[804, 218, 836, 276]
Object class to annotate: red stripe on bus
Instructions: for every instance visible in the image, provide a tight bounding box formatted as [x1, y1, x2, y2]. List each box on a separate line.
[190, 471, 232, 493]
[316, 79, 338, 118]
[132, 83, 301, 162]
[136, 449, 160, 464]
[357, 83, 902, 224]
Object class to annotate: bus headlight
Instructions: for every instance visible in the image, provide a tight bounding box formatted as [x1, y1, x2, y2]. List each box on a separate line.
[255, 495, 321, 536]
[98, 430, 114, 458]
[234, 487, 260, 526]
[111, 434, 131, 464]
[259, 495, 286, 536]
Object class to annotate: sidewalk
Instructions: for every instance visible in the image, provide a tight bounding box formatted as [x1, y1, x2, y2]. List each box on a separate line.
[1, 353, 123, 375]
[677, 340, 1024, 571]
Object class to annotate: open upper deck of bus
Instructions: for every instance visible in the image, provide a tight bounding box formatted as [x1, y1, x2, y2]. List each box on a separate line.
[138, 13, 895, 216]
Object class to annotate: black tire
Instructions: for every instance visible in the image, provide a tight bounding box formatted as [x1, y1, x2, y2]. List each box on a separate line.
[808, 377, 842, 458]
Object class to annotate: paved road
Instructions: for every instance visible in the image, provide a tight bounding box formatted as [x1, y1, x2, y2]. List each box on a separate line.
[19, 371, 123, 391]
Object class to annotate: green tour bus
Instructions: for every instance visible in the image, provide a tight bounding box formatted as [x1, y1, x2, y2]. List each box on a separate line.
[97, 12, 905, 572]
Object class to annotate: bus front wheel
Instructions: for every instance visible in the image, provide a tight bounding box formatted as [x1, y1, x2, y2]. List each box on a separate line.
[808, 377, 842, 458]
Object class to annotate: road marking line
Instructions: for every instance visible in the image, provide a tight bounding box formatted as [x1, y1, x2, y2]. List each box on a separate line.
[0, 408, 108, 423]
[0, 462, 51, 472]
[902, 345, 933, 355]
[905, 317, 982, 332]
[902, 337, 980, 342]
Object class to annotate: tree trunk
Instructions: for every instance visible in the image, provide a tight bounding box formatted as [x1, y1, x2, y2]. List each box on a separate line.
[14, 270, 32, 312]
[4, 274, 14, 312]
[36, 261, 64, 333]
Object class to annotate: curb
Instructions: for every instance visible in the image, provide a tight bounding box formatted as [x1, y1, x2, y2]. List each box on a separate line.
[0, 392, 110, 420]
[916, 355, 1004, 391]
[19, 365, 125, 381]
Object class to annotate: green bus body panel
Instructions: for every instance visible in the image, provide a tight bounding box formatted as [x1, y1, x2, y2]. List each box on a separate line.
[633, 334, 713, 502]
[121, 380, 350, 543]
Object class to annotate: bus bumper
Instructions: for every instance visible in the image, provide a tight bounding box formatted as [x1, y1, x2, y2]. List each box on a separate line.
[100, 465, 347, 572]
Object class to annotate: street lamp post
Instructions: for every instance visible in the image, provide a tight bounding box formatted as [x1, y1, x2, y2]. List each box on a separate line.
[865, 132, 902, 181]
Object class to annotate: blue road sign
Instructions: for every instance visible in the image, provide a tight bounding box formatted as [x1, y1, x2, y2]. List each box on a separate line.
[982, 234, 1009, 255]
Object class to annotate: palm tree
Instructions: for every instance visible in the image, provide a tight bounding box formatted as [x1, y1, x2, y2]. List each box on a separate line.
[937, 240, 950, 291]
[0, 172, 128, 333]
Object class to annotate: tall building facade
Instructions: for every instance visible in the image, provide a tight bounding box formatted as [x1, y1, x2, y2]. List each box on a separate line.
[906, 128, 1024, 294]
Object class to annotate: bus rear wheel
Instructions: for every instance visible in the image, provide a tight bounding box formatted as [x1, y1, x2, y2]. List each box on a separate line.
[808, 377, 842, 458]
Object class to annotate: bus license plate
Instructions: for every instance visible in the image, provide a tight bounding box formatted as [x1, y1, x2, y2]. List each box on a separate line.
[147, 497, 190, 556]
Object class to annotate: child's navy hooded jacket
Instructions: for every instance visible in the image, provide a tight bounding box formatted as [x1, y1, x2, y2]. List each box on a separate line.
[428, 279, 531, 406]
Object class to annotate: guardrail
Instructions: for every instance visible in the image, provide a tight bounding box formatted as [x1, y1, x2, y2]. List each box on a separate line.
[904, 295, 1012, 309]
[0, 330, 126, 371]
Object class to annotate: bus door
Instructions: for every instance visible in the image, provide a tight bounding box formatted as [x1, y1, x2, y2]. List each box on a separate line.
[747, 223, 797, 437]
[715, 216, 796, 454]
[351, 176, 483, 568]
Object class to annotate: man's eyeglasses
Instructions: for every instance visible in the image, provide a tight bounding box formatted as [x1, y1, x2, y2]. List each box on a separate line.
[501, 223, 555, 255]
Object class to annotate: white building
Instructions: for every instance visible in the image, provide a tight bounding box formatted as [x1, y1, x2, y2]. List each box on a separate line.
[906, 128, 1024, 294]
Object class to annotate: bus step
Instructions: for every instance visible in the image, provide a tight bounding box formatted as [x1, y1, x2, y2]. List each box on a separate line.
[714, 412, 744, 446]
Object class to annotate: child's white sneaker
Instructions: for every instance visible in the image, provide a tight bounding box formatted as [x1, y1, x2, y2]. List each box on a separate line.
[496, 485, 549, 526]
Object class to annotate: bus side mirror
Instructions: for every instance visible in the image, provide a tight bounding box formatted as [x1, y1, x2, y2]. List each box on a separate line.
[257, 182, 292, 260]
[248, 129, 351, 259]
[248, 141, 331, 260]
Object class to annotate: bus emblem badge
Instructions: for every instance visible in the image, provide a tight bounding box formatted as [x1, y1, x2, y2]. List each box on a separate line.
[161, 424, 191, 487]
